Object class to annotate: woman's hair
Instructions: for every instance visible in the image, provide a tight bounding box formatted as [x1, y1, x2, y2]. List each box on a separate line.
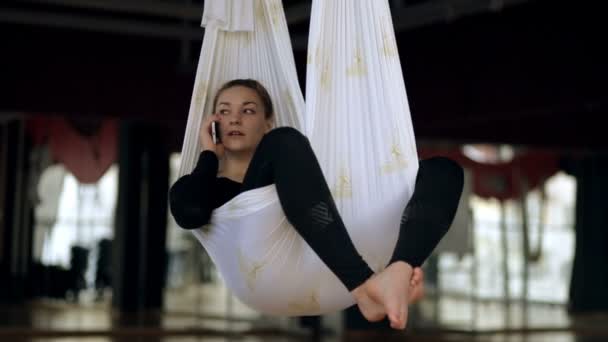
[212, 79, 274, 120]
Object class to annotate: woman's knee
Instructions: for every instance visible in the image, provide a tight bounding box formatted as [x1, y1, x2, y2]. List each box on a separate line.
[419, 157, 464, 189]
[265, 126, 306, 140]
[260, 127, 310, 151]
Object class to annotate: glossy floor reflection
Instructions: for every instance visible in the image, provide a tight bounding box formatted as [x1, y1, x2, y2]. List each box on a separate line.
[7, 332, 608, 342]
[2, 301, 608, 342]
[2, 283, 608, 342]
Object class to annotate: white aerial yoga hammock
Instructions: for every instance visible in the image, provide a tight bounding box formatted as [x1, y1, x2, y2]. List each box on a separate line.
[177, 0, 418, 316]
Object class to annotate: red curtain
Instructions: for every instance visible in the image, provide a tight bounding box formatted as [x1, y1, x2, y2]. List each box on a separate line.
[27, 116, 118, 184]
[25, 115, 560, 195]
[419, 147, 560, 201]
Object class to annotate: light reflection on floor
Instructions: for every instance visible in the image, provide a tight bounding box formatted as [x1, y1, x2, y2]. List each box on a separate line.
[2, 283, 608, 342]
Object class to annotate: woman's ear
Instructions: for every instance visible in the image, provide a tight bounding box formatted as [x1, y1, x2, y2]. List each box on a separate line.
[265, 119, 274, 133]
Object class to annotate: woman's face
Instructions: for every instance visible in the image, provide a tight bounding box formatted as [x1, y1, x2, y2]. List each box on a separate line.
[215, 86, 273, 155]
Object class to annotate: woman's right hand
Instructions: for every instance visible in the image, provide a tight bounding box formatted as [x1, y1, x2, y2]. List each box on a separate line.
[200, 114, 224, 158]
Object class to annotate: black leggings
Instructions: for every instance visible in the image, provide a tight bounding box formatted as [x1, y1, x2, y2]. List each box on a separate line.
[240, 127, 464, 291]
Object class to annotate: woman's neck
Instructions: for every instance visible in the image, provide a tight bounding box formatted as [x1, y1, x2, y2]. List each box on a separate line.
[219, 151, 254, 183]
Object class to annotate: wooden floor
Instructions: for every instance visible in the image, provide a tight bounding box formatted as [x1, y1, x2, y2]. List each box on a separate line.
[1, 299, 607, 342]
[1, 284, 607, 342]
[4, 330, 608, 342]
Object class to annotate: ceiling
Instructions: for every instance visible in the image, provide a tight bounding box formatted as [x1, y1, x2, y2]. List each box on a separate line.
[1, 0, 606, 150]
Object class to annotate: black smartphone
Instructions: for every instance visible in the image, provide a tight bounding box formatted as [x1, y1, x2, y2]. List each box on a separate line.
[211, 121, 221, 144]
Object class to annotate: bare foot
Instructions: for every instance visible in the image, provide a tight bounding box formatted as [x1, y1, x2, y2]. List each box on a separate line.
[353, 266, 423, 323]
[352, 261, 413, 330]
[353, 289, 386, 322]
[409, 267, 425, 303]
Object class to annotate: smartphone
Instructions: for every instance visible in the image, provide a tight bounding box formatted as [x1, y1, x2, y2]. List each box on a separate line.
[211, 121, 221, 144]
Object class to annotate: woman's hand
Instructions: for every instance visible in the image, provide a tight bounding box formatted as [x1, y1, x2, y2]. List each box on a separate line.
[200, 114, 224, 158]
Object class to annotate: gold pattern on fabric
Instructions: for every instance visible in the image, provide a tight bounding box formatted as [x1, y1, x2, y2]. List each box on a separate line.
[382, 19, 398, 57]
[315, 45, 323, 67]
[243, 32, 252, 47]
[347, 49, 367, 77]
[314, 45, 332, 88]
[255, 0, 266, 30]
[269, 0, 281, 26]
[194, 82, 208, 107]
[238, 249, 266, 292]
[382, 142, 408, 174]
[320, 61, 331, 89]
[283, 90, 295, 114]
[332, 168, 352, 199]
[287, 287, 321, 314]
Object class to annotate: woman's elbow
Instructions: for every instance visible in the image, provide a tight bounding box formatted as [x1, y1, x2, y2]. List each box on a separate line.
[169, 193, 210, 229]
[170, 206, 210, 229]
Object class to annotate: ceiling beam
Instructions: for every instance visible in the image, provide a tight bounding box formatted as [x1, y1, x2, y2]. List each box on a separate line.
[1, 1, 312, 48]
[18, 0, 312, 24]
[2, 0, 531, 46]
[0, 8, 205, 40]
[392, 0, 530, 31]
[22, 0, 204, 20]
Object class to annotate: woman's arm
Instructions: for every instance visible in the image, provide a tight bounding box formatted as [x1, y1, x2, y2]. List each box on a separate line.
[169, 151, 220, 229]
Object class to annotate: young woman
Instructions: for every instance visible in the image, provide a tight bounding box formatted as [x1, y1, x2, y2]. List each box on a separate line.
[170, 79, 464, 330]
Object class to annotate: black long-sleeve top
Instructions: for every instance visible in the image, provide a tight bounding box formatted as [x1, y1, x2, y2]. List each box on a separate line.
[170, 151, 240, 229]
